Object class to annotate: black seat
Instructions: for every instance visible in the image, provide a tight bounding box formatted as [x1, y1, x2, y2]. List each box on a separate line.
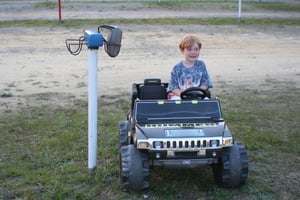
[139, 78, 167, 100]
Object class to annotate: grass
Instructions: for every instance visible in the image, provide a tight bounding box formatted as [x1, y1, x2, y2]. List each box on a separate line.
[34, 1, 57, 9]
[249, 1, 300, 12]
[0, 80, 299, 199]
[144, 1, 300, 12]
[0, 18, 300, 28]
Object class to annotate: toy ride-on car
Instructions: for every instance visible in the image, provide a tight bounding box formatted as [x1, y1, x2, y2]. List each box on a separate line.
[119, 78, 248, 190]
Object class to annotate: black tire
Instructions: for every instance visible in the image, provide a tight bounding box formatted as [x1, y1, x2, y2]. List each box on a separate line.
[212, 142, 248, 188]
[119, 121, 129, 146]
[120, 145, 150, 190]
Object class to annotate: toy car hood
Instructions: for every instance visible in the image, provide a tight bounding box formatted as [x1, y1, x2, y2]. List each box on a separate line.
[133, 99, 228, 139]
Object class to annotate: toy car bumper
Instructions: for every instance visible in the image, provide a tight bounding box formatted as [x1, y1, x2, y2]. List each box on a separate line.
[152, 157, 218, 168]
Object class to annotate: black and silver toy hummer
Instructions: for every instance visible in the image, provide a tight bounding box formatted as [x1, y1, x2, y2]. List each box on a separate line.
[119, 78, 248, 190]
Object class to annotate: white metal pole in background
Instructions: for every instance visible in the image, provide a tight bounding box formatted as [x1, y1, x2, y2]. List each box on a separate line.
[238, 0, 242, 19]
[66, 28, 120, 173]
[88, 48, 98, 173]
[67, 28, 119, 173]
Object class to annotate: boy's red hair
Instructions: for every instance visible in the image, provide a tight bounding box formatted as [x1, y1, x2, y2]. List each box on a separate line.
[179, 35, 202, 51]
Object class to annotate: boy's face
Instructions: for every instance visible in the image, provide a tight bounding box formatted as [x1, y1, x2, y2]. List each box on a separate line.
[181, 42, 200, 63]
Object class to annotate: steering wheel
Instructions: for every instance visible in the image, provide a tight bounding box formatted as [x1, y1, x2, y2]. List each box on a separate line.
[180, 87, 207, 100]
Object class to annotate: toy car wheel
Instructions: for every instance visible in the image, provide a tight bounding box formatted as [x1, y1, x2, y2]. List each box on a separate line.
[119, 145, 150, 190]
[212, 142, 248, 188]
[180, 87, 207, 100]
[119, 121, 129, 146]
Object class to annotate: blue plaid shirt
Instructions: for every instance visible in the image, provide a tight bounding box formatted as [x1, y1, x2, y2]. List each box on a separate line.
[167, 60, 213, 92]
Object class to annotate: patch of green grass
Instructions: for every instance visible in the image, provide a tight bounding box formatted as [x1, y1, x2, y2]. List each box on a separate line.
[144, 1, 300, 15]
[249, 2, 300, 12]
[0, 80, 299, 199]
[34, 1, 57, 9]
[0, 18, 300, 28]
[143, 1, 233, 9]
[144, 1, 300, 12]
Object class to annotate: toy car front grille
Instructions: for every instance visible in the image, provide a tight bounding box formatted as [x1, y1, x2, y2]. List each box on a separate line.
[137, 137, 223, 150]
[166, 140, 205, 149]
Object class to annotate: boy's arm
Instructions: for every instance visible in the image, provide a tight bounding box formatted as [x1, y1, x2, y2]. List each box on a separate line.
[199, 85, 208, 90]
[171, 88, 182, 96]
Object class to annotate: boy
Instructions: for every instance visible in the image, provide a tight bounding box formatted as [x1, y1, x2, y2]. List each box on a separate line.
[167, 35, 213, 100]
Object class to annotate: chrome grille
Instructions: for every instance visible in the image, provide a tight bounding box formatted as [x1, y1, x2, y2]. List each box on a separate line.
[138, 137, 223, 150]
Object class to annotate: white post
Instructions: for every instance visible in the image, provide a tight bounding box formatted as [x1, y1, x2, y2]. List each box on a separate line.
[88, 48, 98, 173]
[238, 0, 242, 19]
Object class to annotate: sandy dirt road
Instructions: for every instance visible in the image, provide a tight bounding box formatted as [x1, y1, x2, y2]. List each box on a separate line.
[1, 2, 300, 113]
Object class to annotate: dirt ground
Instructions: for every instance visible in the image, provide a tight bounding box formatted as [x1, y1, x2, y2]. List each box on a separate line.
[1, 2, 300, 113]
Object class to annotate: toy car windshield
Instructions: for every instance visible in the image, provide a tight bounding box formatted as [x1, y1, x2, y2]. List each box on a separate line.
[134, 99, 223, 124]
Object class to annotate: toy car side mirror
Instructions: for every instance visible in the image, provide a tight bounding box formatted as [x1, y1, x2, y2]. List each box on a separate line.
[98, 25, 122, 57]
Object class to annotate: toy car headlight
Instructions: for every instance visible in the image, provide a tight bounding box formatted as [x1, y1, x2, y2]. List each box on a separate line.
[210, 140, 219, 147]
[153, 141, 163, 149]
[138, 141, 149, 149]
[223, 138, 233, 146]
